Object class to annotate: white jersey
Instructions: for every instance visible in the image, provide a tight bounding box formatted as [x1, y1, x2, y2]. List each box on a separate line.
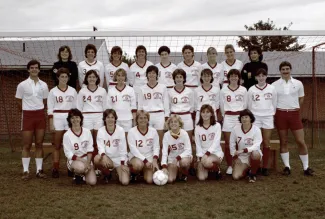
[247, 84, 277, 116]
[201, 62, 224, 87]
[107, 85, 137, 121]
[161, 129, 192, 165]
[138, 83, 170, 117]
[194, 85, 220, 112]
[78, 60, 105, 87]
[220, 85, 247, 116]
[15, 77, 49, 110]
[230, 124, 262, 162]
[220, 59, 243, 84]
[96, 125, 127, 164]
[47, 86, 77, 116]
[177, 61, 202, 87]
[63, 127, 94, 161]
[128, 61, 154, 88]
[104, 62, 130, 87]
[156, 62, 177, 88]
[168, 87, 194, 113]
[195, 123, 223, 158]
[128, 126, 160, 162]
[77, 86, 107, 113]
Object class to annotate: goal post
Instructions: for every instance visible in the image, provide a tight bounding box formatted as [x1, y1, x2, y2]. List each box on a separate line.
[0, 30, 325, 148]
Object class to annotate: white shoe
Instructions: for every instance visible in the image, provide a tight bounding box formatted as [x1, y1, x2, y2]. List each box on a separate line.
[226, 166, 233, 175]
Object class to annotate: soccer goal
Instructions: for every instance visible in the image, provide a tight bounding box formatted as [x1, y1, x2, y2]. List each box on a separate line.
[0, 30, 325, 150]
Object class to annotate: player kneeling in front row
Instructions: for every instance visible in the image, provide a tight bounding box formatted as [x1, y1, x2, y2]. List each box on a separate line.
[94, 109, 130, 185]
[161, 115, 193, 183]
[127, 111, 160, 183]
[230, 109, 262, 183]
[63, 109, 97, 185]
[195, 104, 223, 181]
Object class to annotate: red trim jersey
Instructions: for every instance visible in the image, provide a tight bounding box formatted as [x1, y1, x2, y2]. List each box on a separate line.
[168, 87, 194, 113]
[247, 84, 277, 116]
[107, 85, 137, 121]
[220, 59, 243, 84]
[161, 129, 192, 165]
[177, 61, 202, 87]
[220, 85, 247, 116]
[78, 60, 105, 87]
[47, 86, 77, 117]
[97, 125, 127, 164]
[15, 77, 49, 110]
[201, 62, 224, 87]
[195, 124, 223, 158]
[128, 61, 154, 88]
[138, 83, 170, 117]
[104, 62, 130, 87]
[77, 86, 107, 113]
[63, 127, 94, 161]
[230, 124, 262, 161]
[156, 62, 177, 88]
[194, 85, 220, 112]
[127, 126, 160, 162]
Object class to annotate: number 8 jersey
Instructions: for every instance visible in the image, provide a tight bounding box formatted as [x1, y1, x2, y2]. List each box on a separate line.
[220, 85, 247, 115]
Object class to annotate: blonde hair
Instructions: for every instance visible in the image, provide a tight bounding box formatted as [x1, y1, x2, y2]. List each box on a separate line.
[136, 111, 150, 126]
[166, 114, 184, 130]
[207, 47, 217, 55]
[113, 68, 128, 82]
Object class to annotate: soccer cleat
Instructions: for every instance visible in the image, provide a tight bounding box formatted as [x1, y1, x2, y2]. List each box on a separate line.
[36, 170, 47, 179]
[67, 169, 74, 177]
[226, 166, 233, 175]
[178, 174, 188, 182]
[130, 173, 138, 183]
[189, 167, 196, 176]
[282, 167, 291, 176]
[74, 175, 85, 185]
[248, 173, 257, 183]
[52, 169, 60, 178]
[262, 168, 269, 176]
[22, 171, 30, 180]
[215, 170, 222, 180]
[304, 167, 314, 176]
[103, 174, 112, 183]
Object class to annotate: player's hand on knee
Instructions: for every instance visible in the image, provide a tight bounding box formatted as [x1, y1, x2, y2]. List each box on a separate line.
[120, 164, 129, 173]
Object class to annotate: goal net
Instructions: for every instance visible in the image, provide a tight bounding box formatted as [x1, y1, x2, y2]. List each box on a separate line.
[0, 30, 324, 149]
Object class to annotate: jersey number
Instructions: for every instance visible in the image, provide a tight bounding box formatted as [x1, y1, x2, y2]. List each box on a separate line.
[144, 93, 151, 100]
[254, 94, 260, 101]
[56, 96, 63, 103]
[104, 140, 110, 147]
[237, 137, 242, 144]
[111, 96, 117, 103]
[136, 72, 140, 78]
[226, 95, 231, 102]
[136, 140, 143, 147]
[74, 143, 79, 150]
[83, 96, 92, 102]
[201, 134, 206, 141]
[199, 96, 204, 102]
[173, 97, 177, 104]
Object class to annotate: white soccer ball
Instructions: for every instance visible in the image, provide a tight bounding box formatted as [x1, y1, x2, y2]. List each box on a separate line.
[153, 170, 168, 186]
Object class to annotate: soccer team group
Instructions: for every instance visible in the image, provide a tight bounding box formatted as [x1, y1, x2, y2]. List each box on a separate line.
[15, 43, 314, 186]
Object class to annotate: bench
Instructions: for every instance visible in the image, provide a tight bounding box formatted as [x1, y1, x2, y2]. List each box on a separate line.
[220, 140, 280, 170]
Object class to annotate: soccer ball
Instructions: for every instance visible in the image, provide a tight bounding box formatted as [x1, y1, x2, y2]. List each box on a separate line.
[153, 170, 168, 186]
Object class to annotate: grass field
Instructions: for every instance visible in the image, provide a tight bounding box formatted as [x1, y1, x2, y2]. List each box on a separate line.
[0, 141, 324, 219]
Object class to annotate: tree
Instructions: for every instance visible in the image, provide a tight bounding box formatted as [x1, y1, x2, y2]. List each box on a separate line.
[237, 19, 305, 51]
[122, 52, 135, 66]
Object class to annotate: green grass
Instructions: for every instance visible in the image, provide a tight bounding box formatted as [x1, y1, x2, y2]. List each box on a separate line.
[0, 145, 324, 219]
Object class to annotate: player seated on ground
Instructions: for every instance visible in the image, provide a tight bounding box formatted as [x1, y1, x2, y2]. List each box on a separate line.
[63, 109, 97, 185]
[94, 109, 129, 185]
[230, 109, 263, 183]
[195, 104, 223, 181]
[161, 115, 193, 183]
[127, 111, 160, 183]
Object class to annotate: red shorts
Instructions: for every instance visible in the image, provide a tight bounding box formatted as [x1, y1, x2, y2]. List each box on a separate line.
[22, 109, 46, 131]
[274, 109, 303, 131]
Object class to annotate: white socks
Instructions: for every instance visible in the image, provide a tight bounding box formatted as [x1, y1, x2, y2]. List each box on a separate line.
[35, 158, 43, 173]
[280, 152, 290, 168]
[299, 154, 309, 170]
[22, 157, 31, 172]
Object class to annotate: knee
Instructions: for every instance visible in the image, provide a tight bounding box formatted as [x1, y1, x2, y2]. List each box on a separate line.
[232, 173, 241, 180]
[180, 159, 190, 169]
[145, 176, 153, 184]
[197, 174, 206, 181]
[251, 151, 261, 160]
[120, 178, 130, 186]
[93, 155, 101, 166]
[131, 159, 144, 172]
[86, 177, 97, 186]
[167, 177, 175, 184]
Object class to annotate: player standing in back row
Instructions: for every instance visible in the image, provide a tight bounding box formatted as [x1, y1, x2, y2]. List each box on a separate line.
[16, 60, 49, 180]
[201, 47, 224, 88]
[156, 46, 177, 89]
[177, 44, 202, 89]
[272, 61, 314, 176]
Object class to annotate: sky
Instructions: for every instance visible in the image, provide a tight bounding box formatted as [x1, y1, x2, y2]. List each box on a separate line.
[1, 0, 325, 31]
